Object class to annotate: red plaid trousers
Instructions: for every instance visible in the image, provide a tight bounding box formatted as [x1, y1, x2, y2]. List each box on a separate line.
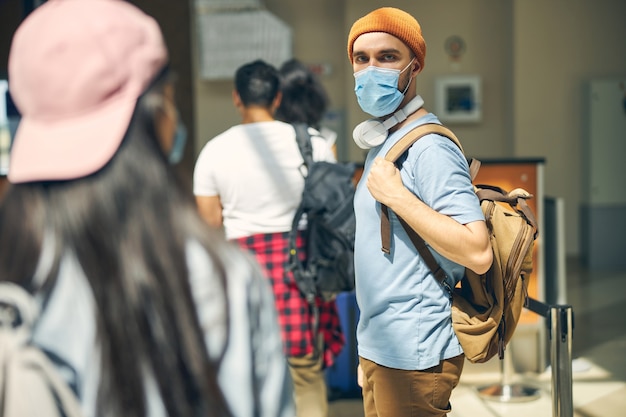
[235, 231, 344, 368]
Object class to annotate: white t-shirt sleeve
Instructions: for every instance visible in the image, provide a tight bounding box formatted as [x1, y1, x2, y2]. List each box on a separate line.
[193, 144, 218, 197]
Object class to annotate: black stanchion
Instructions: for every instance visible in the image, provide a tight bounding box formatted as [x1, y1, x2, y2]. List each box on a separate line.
[549, 305, 574, 417]
[525, 297, 575, 417]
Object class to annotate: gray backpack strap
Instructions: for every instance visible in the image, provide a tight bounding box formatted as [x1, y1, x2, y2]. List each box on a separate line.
[0, 282, 84, 417]
[292, 123, 314, 169]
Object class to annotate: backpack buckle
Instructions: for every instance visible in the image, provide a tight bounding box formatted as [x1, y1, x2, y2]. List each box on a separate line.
[441, 278, 453, 300]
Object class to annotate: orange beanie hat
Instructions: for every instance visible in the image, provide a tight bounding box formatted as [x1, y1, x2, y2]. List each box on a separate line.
[347, 7, 426, 70]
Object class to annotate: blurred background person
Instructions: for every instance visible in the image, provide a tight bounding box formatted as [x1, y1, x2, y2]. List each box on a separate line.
[194, 59, 343, 417]
[275, 58, 337, 159]
[0, 1, 293, 416]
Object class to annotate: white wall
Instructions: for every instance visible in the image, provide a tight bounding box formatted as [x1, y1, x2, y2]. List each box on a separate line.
[192, 0, 346, 155]
[513, 0, 626, 256]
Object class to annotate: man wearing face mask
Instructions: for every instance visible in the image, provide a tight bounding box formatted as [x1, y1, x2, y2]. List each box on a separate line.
[347, 7, 492, 417]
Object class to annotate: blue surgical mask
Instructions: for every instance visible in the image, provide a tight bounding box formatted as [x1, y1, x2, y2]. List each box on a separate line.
[353, 59, 414, 117]
[168, 118, 187, 164]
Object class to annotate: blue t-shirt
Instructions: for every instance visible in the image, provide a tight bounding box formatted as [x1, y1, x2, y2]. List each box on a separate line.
[353, 113, 484, 370]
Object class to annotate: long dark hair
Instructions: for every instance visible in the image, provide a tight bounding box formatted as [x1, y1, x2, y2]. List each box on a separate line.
[275, 58, 329, 129]
[0, 70, 231, 417]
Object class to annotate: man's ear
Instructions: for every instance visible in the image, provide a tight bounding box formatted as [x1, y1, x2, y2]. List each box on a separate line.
[232, 90, 242, 107]
[411, 60, 422, 77]
[271, 91, 282, 114]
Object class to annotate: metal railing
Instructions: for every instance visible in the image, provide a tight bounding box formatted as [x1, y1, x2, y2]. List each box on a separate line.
[479, 297, 574, 417]
[526, 298, 574, 417]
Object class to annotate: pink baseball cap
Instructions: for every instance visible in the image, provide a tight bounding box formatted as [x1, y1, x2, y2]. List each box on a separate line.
[7, 0, 168, 183]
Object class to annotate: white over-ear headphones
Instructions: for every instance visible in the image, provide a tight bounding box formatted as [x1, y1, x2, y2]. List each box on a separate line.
[352, 95, 424, 149]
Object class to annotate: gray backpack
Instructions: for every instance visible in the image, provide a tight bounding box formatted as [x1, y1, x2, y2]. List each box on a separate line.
[0, 282, 83, 417]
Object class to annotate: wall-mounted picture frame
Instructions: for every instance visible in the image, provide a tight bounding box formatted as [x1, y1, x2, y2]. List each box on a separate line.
[434, 75, 482, 124]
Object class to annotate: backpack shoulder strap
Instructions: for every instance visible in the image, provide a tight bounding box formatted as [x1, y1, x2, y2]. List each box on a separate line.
[381, 123, 464, 257]
[379, 123, 469, 289]
[292, 123, 314, 169]
[289, 124, 312, 291]
[384, 123, 481, 180]
[385, 123, 464, 163]
[0, 282, 84, 417]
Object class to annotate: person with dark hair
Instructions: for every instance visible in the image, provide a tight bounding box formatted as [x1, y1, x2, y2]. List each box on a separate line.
[194, 59, 344, 417]
[275, 58, 337, 158]
[346, 7, 492, 417]
[276, 59, 328, 130]
[0, 1, 293, 417]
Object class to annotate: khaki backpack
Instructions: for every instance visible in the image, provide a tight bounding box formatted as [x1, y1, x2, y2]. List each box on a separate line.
[0, 282, 84, 417]
[382, 123, 538, 363]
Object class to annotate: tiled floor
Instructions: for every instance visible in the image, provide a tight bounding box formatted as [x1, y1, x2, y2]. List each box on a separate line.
[328, 258, 626, 417]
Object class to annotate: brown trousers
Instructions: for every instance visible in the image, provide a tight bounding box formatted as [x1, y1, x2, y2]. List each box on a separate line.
[288, 337, 328, 417]
[360, 354, 464, 417]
